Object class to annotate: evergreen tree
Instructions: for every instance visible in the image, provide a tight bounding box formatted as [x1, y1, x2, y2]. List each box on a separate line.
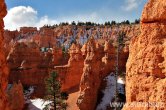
[71, 21, 76, 25]
[114, 31, 125, 110]
[125, 20, 130, 25]
[77, 21, 85, 26]
[107, 21, 111, 26]
[44, 71, 68, 110]
[105, 21, 111, 26]
[111, 21, 116, 25]
[134, 19, 140, 24]
[104, 22, 108, 26]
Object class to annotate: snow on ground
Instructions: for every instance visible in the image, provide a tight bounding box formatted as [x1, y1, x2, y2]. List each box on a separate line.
[24, 86, 51, 110]
[96, 73, 125, 110]
[28, 99, 51, 110]
[24, 86, 35, 103]
[118, 78, 125, 84]
[117, 78, 125, 95]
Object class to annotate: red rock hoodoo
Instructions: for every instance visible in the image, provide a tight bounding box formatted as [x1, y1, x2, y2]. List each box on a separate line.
[124, 0, 166, 109]
[0, 0, 10, 109]
[7, 42, 53, 97]
[55, 43, 84, 92]
[77, 38, 104, 110]
[7, 82, 24, 110]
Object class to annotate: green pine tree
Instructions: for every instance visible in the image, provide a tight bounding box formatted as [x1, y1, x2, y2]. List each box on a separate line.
[114, 31, 126, 110]
[44, 71, 68, 110]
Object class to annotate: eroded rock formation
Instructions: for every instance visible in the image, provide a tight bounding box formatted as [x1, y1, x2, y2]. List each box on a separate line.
[0, 0, 10, 110]
[55, 43, 84, 92]
[77, 38, 104, 110]
[7, 82, 24, 110]
[7, 42, 53, 97]
[102, 40, 128, 75]
[39, 27, 56, 47]
[53, 46, 69, 66]
[7, 42, 51, 84]
[124, 0, 166, 109]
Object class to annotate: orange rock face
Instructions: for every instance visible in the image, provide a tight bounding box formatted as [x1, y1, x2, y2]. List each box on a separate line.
[39, 27, 56, 47]
[124, 0, 166, 109]
[53, 46, 69, 66]
[77, 38, 104, 110]
[7, 42, 53, 97]
[102, 41, 128, 75]
[7, 82, 24, 110]
[0, 0, 10, 110]
[20, 27, 37, 34]
[55, 43, 84, 92]
[3, 30, 19, 56]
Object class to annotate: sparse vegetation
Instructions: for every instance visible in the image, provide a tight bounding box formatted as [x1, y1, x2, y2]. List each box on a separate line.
[104, 21, 111, 26]
[134, 19, 140, 24]
[40, 19, 140, 29]
[114, 30, 126, 110]
[44, 71, 68, 110]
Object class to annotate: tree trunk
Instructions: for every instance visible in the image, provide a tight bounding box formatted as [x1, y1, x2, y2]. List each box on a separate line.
[54, 92, 56, 110]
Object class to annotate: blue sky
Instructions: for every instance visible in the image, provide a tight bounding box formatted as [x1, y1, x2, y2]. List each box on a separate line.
[4, 0, 147, 30]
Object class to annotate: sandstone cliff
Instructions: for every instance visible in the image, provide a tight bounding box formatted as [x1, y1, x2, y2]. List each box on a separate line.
[124, 0, 166, 109]
[77, 38, 104, 110]
[7, 42, 53, 97]
[102, 40, 128, 76]
[55, 43, 84, 92]
[0, 0, 10, 110]
[7, 82, 24, 110]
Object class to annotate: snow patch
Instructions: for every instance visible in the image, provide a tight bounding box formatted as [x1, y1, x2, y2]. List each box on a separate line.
[118, 78, 125, 84]
[28, 99, 51, 110]
[96, 73, 116, 110]
[96, 73, 125, 110]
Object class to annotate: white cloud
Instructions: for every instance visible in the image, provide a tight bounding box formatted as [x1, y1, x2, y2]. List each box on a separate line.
[4, 4, 138, 31]
[122, 0, 140, 11]
[4, 6, 101, 31]
[36, 16, 58, 27]
[4, 6, 58, 30]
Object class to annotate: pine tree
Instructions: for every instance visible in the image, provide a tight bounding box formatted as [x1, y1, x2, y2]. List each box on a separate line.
[44, 71, 68, 110]
[134, 19, 140, 24]
[71, 21, 76, 25]
[114, 31, 125, 110]
[111, 21, 116, 25]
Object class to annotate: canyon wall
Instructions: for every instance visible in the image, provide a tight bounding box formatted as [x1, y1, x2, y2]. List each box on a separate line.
[102, 40, 129, 75]
[77, 38, 104, 110]
[77, 38, 129, 110]
[7, 42, 52, 86]
[7, 42, 53, 97]
[124, 0, 166, 109]
[7, 82, 24, 110]
[0, 0, 10, 110]
[55, 43, 84, 92]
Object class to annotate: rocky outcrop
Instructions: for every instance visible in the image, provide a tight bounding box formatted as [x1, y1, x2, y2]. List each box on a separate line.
[7, 42, 42, 70]
[0, 0, 10, 110]
[7, 42, 52, 80]
[7, 82, 24, 110]
[3, 30, 19, 56]
[39, 27, 56, 47]
[53, 46, 69, 66]
[76, 37, 129, 110]
[102, 41, 128, 75]
[8, 42, 53, 97]
[55, 43, 84, 92]
[20, 27, 37, 34]
[77, 38, 104, 110]
[124, 0, 166, 109]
